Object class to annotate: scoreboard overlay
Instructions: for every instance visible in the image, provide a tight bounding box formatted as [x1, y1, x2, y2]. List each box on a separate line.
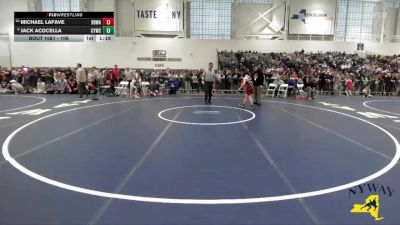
[14, 12, 114, 42]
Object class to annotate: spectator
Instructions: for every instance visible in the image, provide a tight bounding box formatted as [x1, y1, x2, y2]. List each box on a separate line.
[135, 70, 143, 96]
[87, 69, 98, 97]
[333, 73, 342, 96]
[287, 76, 297, 97]
[76, 63, 87, 98]
[272, 75, 284, 96]
[34, 77, 46, 94]
[44, 79, 55, 94]
[55, 73, 67, 94]
[26, 68, 37, 91]
[113, 64, 120, 83]
[148, 79, 160, 97]
[184, 71, 191, 93]
[129, 79, 139, 98]
[362, 86, 372, 98]
[68, 75, 78, 94]
[192, 73, 199, 93]
[126, 67, 134, 90]
[169, 76, 179, 95]
[64, 66, 73, 79]
[304, 76, 316, 100]
[10, 80, 25, 94]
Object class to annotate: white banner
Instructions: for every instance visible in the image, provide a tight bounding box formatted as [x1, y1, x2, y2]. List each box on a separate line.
[134, 0, 184, 32]
[289, 0, 337, 35]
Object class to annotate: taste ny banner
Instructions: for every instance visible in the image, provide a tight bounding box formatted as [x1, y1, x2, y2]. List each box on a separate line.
[289, 0, 337, 35]
[134, 0, 184, 32]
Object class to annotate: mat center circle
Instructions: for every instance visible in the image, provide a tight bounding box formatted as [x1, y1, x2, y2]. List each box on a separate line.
[157, 105, 256, 125]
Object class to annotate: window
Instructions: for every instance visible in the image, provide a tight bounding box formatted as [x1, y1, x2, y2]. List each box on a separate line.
[335, 0, 380, 42]
[41, 0, 53, 11]
[386, 1, 400, 8]
[335, 0, 347, 41]
[41, 0, 81, 11]
[238, 0, 272, 3]
[189, 0, 233, 40]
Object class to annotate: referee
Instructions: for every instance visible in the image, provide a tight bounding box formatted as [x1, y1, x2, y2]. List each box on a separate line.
[203, 62, 217, 104]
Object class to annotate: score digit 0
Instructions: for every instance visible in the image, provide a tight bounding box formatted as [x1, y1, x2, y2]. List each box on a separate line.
[103, 26, 114, 35]
[102, 18, 114, 26]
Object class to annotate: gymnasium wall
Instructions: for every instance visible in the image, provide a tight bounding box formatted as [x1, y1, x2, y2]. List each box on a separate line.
[8, 38, 400, 69]
[0, 0, 27, 68]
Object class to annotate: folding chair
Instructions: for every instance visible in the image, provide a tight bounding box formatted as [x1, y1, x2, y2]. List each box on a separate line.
[114, 81, 129, 96]
[266, 83, 277, 97]
[99, 85, 110, 95]
[277, 84, 289, 98]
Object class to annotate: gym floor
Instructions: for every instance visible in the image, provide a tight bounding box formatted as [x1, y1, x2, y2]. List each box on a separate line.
[0, 94, 399, 225]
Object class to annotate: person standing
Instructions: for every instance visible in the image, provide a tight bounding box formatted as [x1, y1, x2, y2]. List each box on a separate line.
[203, 62, 217, 104]
[126, 67, 134, 90]
[333, 73, 342, 96]
[76, 63, 87, 98]
[192, 72, 199, 93]
[252, 66, 264, 105]
[345, 77, 353, 96]
[184, 70, 191, 93]
[238, 72, 254, 110]
[112, 64, 120, 83]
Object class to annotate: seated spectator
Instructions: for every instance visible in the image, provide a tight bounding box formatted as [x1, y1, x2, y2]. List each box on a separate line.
[55, 74, 68, 94]
[10, 80, 25, 94]
[87, 71, 96, 91]
[148, 80, 161, 97]
[169, 76, 179, 95]
[362, 86, 372, 98]
[54, 71, 62, 83]
[1, 76, 9, 92]
[67, 76, 78, 94]
[273, 75, 284, 96]
[304, 77, 316, 100]
[129, 79, 139, 98]
[33, 77, 46, 94]
[26, 68, 37, 91]
[272, 75, 284, 86]
[44, 80, 55, 94]
[297, 76, 304, 85]
[64, 66, 73, 79]
[287, 77, 297, 97]
[105, 69, 116, 94]
[87, 71, 98, 98]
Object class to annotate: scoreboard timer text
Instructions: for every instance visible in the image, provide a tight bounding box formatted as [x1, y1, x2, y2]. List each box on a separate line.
[14, 12, 114, 42]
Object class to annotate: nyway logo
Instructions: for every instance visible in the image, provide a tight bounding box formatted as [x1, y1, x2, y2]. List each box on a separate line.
[348, 183, 395, 221]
